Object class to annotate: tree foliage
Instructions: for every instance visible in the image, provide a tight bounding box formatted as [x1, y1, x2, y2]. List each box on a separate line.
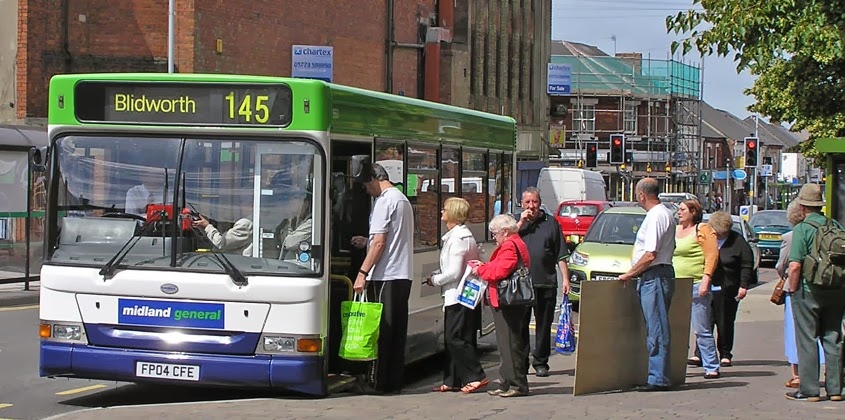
[666, 0, 845, 164]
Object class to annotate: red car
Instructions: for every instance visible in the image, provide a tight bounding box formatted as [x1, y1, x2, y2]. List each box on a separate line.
[555, 200, 614, 250]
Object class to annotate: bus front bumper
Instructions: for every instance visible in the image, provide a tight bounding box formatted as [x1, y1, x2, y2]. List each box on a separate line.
[40, 341, 326, 395]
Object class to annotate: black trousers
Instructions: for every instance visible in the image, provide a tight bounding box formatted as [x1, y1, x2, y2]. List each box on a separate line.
[443, 304, 485, 387]
[694, 287, 740, 360]
[522, 287, 557, 370]
[494, 305, 530, 393]
[366, 279, 412, 393]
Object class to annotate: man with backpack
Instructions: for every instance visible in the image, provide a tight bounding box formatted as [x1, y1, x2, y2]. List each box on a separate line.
[786, 183, 845, 402]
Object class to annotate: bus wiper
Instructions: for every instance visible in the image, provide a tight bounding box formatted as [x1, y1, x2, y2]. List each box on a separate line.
[99, 212, 165, 278]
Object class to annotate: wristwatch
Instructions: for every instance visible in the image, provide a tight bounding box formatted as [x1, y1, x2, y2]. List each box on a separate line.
[359, 269, 369, 276]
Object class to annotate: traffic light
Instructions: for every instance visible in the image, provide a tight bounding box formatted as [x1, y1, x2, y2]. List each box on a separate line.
[744, 137, 759, 167]
[609, 134, 625, 164]
[585, 142, 598, 168]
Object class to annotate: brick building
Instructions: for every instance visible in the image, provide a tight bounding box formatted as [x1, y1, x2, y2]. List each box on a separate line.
[4, 0, 551, 161]
[548, 41, 702, 201]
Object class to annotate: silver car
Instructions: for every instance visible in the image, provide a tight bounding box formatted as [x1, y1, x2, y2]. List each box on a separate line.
[702, 213, 760, 272]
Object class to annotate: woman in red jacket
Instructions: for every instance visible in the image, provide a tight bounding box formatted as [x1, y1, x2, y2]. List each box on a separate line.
[471, 214, 531, 398]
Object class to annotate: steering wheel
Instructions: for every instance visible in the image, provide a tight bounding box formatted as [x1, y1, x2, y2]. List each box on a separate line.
[101, 212, 146, 222]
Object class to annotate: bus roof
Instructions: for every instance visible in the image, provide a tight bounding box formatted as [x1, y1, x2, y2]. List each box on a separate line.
[48, 73, 516, 150]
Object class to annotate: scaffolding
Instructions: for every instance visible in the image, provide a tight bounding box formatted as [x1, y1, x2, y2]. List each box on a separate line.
[549, 47, 703, 199]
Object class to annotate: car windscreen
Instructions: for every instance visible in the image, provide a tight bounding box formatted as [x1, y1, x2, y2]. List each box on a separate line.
[584, 213, 645, 245]
[749, 211, 789, 228]
[558, 204, 599, 217]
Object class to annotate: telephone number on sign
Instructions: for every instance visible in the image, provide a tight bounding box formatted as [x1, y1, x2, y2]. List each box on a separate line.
[135, 361, 200, 381]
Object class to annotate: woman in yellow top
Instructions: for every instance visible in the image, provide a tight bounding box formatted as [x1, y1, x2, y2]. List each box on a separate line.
[673, 199, 721, 379]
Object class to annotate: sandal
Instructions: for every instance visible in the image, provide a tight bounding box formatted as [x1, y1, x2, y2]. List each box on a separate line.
[785, 377, 800, 388]
[432, 384, 458, 392]
[720, 358, 732, 367]
[687, 357, 702, 367]
[704, 372, 721, 379]
[461, 378, 490, 394]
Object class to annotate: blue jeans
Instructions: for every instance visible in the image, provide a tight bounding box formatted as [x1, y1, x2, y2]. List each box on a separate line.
[637, 265, 675, 387]
[691, 286, 720, 373]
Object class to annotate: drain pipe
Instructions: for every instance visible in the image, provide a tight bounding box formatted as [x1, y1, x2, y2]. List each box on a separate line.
[386, 0, 394, 92]
[62, 0, 72, 72]
[168, 0, 175, 73]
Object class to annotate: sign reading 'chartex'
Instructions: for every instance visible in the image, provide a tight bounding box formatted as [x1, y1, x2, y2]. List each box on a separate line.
[118, 299, 225, 329]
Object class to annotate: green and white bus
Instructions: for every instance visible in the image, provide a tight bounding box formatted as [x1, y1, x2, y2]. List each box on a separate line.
[37, 73, 516, 396]
[816, 138, 845, 223]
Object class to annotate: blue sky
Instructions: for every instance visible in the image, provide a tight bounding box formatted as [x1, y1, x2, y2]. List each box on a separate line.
[552, 0, 756, 119]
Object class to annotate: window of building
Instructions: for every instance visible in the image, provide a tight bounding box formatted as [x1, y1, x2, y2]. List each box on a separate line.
[573, 105, 596, 134]
[624, 103, 638, 134]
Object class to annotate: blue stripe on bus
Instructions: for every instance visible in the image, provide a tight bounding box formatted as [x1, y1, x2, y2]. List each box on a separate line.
[40, 342, 327, 395]
[84, 323, 260, 355]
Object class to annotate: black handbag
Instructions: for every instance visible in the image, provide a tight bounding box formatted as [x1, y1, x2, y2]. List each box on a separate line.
[496, 244, 535, 306]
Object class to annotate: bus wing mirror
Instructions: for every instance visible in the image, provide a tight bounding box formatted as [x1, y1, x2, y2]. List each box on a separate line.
[30, 147, 47, 173]
[350, 155, 371, 183]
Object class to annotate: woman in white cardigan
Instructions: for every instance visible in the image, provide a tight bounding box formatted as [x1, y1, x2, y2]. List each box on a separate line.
[426, 197, 488, 394]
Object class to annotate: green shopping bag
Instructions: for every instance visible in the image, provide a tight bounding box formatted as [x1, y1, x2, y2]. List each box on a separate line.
[338, 294, 383, 361]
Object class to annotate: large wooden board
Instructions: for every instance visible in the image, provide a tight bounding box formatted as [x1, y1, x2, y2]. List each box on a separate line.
[573, 278, 693, 395]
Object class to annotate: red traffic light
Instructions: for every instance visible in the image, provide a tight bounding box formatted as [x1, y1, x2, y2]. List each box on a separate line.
[747, 141, 756, 148]
[589, 145, 596, 151]
[613, 139, 621, 146]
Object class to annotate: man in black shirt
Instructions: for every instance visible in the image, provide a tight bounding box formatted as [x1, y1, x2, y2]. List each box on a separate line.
[515, 187, 571, 377]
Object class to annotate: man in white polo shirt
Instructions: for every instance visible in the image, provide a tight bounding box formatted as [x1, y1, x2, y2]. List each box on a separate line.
[350, 162, 414, 395]
[619, 178, 676, 391]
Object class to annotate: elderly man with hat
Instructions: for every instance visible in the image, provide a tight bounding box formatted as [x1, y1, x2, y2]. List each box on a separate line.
[785, 183, 845, 402]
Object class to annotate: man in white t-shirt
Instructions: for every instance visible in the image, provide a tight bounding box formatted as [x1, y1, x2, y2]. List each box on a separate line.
[619, 178, 676, 391]
[350, 162, 414, 395]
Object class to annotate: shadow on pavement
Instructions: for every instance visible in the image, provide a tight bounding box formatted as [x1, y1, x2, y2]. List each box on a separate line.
[530, 386, 573, 395]
[730, 359, 788, 367]
[679, 380, 749, 390]
[58, 383, 289, 409]
[721, 370, 777, 378]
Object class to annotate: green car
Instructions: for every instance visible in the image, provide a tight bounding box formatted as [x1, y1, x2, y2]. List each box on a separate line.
[567, 206, 646, 310]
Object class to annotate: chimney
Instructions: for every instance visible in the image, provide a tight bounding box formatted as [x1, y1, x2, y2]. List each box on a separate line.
[615, 52, 643, 74]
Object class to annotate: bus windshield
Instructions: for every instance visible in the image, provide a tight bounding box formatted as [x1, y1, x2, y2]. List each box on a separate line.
[51, 135, 323, 276]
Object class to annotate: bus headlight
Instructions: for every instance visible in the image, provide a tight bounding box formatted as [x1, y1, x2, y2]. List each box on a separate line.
[263, 336, 297, 352]
[40, 322, 85, 341]
[53, 325, 83, 341]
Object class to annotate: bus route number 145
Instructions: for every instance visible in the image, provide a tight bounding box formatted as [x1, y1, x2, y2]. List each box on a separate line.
[225, 92, 270, 124]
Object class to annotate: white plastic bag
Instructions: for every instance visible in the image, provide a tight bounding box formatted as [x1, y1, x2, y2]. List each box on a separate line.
[456, 265, 487, 309]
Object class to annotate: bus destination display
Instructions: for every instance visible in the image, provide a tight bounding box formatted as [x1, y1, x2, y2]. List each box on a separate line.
[74, 82, 293, 127]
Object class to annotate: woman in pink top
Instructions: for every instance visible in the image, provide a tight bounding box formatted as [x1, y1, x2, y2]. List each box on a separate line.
[471, 214, 531, 398]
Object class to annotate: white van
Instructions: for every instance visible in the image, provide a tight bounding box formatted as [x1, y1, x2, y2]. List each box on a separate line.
[658, 192, 697, 205]
[536, 167, 607, 208]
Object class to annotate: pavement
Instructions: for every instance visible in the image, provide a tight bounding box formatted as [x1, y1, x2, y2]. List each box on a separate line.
[37, 274, 845, 420]
[0, 278, 39, 307]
